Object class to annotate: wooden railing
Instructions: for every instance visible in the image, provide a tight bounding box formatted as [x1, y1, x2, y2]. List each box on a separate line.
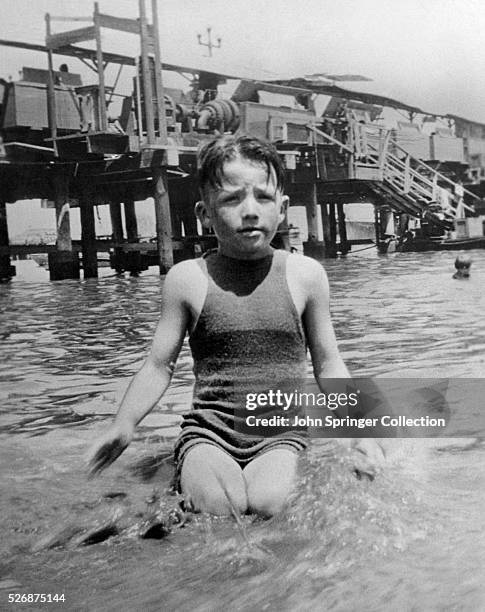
[308, 119, 478, 220]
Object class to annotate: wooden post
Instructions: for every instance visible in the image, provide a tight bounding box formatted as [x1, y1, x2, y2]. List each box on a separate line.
[404, 154, 411, 193]
[124, 199, 138, 241]
[320, 202, 337, 258]
[320, 202, 331, 248]
[109, 201, 125, 273]
[49, 171, 79, 280]
[80, 196, 98, 278]
[93, 3, 108, 131]
[329, 202, 337, 248]
[337, 202, 349, 255]
[374, 206, 382, 248]
[305, 183, 319, 242]
[123, 198, 146, 276]
[45, 13, 58, 154]
[347, 117, 355, 179]
[153, 160, 173, 272]
[139, 0, 156, 144]
[151, 0, 168, 142]
[0, 200, 15, 281]
[55, 176, 71, 252]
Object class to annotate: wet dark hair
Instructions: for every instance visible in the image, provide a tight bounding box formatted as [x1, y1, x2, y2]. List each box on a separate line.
[197, 134, 285, 196]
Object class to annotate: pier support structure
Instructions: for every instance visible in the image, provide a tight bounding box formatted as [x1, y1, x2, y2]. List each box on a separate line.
[123, 199, 147, 275]
[109, 201, 125, 274]
[320, 202, 337, 258]
[153, 161, 174, 273]
[80, 194, 98, 279]
[0, 201, 15, 281]
[337, 203, 350, 255]
[48, 172, 80, 281]
[303, 183, 326, 258]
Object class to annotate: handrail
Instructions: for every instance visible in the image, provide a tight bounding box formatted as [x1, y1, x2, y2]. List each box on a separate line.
[390, 139, 480, 201]
[306, 124, 353, 153]
[358, 129, 475, 213]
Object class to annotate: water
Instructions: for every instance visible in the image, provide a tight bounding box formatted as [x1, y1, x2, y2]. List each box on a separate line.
[1, 250, 484, 611]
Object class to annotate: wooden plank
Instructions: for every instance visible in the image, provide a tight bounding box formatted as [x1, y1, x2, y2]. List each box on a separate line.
[46, 26, 96, 49]
[98, 13, 153, 37]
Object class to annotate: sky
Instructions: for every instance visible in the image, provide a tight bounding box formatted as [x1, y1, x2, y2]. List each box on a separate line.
[1, 0, 485, 122]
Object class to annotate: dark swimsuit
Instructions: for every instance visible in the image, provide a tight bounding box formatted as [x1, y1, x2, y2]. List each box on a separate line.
[173, 249, 309, 486]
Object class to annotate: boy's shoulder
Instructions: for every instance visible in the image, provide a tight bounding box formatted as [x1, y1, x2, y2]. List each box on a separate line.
[287, 252, 328, 285]
[163, 258, 207, 302]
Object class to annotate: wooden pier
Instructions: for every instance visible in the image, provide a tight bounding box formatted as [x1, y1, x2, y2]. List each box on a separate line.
[1, 2, 485, 282]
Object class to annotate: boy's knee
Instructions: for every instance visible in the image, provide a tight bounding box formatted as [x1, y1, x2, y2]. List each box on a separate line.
[180, 444, 247, 516]
[185, 486, 247, 516]
[247, 487, 288, 517]
[244, 448, 298, 517]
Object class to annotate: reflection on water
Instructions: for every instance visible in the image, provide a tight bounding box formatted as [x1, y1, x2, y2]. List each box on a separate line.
[1, 250, 484, 610]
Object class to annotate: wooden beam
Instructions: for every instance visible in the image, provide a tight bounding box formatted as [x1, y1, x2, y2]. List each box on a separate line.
[139, 0, 156, 144]
[45, 14, 58, 151]
[46, 26, 96, 49]
[98, 13, 153, 37]
[337, 202, 349, 254]
[109, 201, 125, 273]
[80, 196, 98, 278]
[305, 183, 320, 241]
[94, 3, 108, 131]
[153, 163, 174, 272]
[0, 200, 15, 281]
[54, 175, 72, 252]
[151, 0, 168, 142]
[124, 200, 138, 242]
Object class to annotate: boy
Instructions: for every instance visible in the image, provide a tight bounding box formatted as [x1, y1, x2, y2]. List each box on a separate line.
[88, 135, 384, 516]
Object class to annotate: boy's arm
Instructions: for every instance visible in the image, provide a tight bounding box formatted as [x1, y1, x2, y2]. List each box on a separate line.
[300, 259, 349, 381]
[300, 258, 385, 476]
[88, 265, 192, 475]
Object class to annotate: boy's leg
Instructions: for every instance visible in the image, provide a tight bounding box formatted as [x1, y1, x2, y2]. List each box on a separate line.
[180, 443, 248, 516]
[243, 448, 298, 517]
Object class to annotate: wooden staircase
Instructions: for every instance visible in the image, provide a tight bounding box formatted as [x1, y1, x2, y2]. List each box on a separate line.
[309, 118, 479, 227]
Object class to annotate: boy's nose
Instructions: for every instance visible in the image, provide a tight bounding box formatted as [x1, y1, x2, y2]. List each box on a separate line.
[240, 195, 260, 218]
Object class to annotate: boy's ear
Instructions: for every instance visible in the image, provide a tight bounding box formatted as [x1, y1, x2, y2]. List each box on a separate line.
[279, 195, 289, 222]
[195, 200, 212, 229]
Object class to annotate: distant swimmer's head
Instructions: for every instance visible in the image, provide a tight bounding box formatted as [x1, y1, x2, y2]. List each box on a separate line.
[195, 135, 288, 260]
[453, 255, 472, 279]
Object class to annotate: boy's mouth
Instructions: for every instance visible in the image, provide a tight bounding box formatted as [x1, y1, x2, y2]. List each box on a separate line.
[238, 227, 265, 236]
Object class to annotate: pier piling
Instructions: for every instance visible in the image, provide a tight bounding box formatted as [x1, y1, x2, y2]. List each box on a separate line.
[0, 200, 15, 281]
[153, 162, 174, 273]
[109, 201, 125, 274]
[123, 199, 146, 275]
[80, 196, 98, 279]
[49, 171, 79, 280]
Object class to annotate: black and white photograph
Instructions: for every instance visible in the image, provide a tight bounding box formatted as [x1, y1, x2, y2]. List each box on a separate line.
[0, 1, 484, 610]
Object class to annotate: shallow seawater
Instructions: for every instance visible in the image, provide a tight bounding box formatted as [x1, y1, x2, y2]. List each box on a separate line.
[0, 250, 484, 611]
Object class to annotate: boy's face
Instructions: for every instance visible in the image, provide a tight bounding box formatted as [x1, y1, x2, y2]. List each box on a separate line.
[196, 156, 288, 260]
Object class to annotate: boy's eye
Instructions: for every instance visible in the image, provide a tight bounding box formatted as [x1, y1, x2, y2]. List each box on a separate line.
[221, 195, 239, 204]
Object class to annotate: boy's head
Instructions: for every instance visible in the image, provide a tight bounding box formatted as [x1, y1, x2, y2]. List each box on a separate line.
[197, 134, 286, 198]
[195, 135, 288, 260]
[453, 255, 472, 279]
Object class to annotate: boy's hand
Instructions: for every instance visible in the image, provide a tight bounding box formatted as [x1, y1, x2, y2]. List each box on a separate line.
[87, 425, 134, 476]
[351, 439, 386, 481]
